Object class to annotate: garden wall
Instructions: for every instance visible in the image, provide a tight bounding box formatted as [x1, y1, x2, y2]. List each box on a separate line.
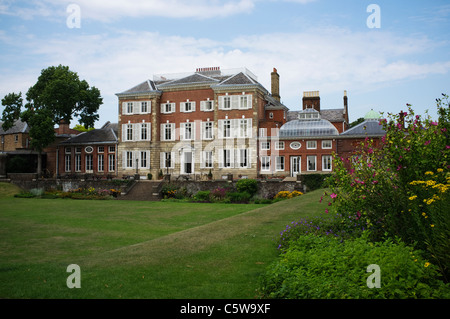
[165, 180, 305, 199]
[8, 178, 133, 193]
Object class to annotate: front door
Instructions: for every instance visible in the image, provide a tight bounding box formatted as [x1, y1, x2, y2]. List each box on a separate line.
[182, 151, 193, 175]
[290, 156, 301, 177]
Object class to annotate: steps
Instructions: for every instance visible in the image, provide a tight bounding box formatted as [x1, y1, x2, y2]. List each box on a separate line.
[118, 180, 163, 201]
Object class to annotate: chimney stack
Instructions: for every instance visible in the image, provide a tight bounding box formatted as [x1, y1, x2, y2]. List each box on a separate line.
[302, 91, 320, 111]
[271, 68, 280, 102]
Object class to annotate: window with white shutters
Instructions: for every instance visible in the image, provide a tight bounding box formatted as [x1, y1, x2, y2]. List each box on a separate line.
[200, 100, 213, 112]
[161, 123, 175, 141]
[202, 121, 214, 140]
[218, 94, 252, 110]
[161, 102, 175, 114]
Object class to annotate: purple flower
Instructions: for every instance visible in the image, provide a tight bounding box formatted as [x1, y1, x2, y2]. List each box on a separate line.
[424, 140, 431, 145]
[330, 193, 337, 199]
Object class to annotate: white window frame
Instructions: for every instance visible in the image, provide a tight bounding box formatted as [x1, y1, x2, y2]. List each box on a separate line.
[276, 156, 285, 171]
[139, 151, 150, 169]
[181, 101, 195, 113]
[307, 140, 317, 149]
[161, 102, 175, 114]
[75, 154, 81, 172]
[161, 123, 175, 141]
[126, 124, 133, 141]
[200, 100, 213, 112]
[201, 150, 213, 168]
[238, 119, 252, 138]
[275, 141, 285, 150]
[108, 146, 115, 153]
[261, 156, 270, 172]
[202, 121, 214, 140]
[261, 142, 270, 150]
[180, 122, 194, 141]
[322, 155, 332, 171]
[140, 123, 149, 141]
[65, 155, 71, 172]
[307, 155, 317, 172]
[238, 148, 250, 168]
[160, 152, 175, 169]
[98, 154, 104, 172]
[125, 151, 133, 169]
[259, 128, 267, 138]
[85, 154, 93, 172]
[322, 140, 332, 149]
[108, 154, 115, 172]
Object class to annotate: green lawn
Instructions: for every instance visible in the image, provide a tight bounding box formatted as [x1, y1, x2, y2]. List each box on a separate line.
[0, 182, 328, 299]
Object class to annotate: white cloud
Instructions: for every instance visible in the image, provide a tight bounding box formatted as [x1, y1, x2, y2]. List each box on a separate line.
[1, 0, 256, 21]
[1, 25, 449, 124]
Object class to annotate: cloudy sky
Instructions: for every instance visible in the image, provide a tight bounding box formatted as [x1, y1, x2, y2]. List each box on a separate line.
[1, 0, 449, 126]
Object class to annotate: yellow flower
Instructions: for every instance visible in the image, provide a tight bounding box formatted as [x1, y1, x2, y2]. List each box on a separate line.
[409, 195, 417, 200]
[437, 168, 443, 173]
[424, 262, 430, 267]
[425, 171, 434, 175]
[431, 224, 435, 228]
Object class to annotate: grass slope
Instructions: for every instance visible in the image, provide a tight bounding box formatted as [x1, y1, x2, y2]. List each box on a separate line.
[0, 182, 328, 298]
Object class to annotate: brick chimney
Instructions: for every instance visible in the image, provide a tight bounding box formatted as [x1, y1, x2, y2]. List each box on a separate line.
[271, 68, 280, 102]
[56, 120, 71, 135]
[302, 91, 320, 111]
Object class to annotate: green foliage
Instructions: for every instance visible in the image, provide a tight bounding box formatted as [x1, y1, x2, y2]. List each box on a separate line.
[259, 233, 450, 299]
[325, 95, 450, 280]
[299, 174, 331, 191]
[193, 190, 211, 202]
[226, 191, 251, 203]
[72, 124, 95, 132]
[236, 179, 258, 196]
[1, 92, 22, 131]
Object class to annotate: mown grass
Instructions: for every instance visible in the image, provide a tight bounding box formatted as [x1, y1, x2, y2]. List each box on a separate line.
[0, 182, 328, 299]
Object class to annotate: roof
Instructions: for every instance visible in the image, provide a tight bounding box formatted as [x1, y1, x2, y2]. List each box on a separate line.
[0, 119, 29, 135]
[279, 118, 339, 138]
[287, 108, 345, 122]
[117, 68, 267, 96]
[321, 109, 345, 122]
[157, 73, 219, 88]
[341, 119, 385, 136]
[116, 80, 160, 96]
[364, 109, 381, 120]
[60, 123, 118, 145]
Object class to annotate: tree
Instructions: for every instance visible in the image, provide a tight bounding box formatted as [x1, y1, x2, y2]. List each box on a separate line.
[1, 65, 103, 176]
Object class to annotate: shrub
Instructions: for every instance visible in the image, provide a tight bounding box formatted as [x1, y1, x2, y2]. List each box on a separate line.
[326, 96, 450, 280]
[259, 233, 450, 299]
[160, 184, 178, 199]
[277, 213, 367, 251]
[236, 179, 258, 197]
[226, 191, 251, 203]
[299, 174, 331, 191]
[194, 190, 211, 202]
[211, 187, 226, 200]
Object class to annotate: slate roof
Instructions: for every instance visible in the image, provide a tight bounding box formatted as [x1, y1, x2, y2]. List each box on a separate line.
[341, 119, 385, 136]
[60, 122, 118, 145]
[287, 109, 345, 122]
[116, 80, 159, 96]
[0, 119, 29, 135]
[157, 73, 219, 88]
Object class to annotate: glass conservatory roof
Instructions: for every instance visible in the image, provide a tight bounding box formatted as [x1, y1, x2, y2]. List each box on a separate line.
[279, 117, 339, 137]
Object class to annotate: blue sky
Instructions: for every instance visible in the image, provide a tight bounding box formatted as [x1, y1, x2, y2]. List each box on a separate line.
[1, 0, 449, 126]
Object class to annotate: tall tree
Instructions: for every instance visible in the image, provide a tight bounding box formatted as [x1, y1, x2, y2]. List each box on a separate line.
[1, 65, 103, 176]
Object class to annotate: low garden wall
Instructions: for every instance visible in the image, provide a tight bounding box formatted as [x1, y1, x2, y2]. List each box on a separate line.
[165, 180, 304, 199]
[9, 178, 133, 193]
